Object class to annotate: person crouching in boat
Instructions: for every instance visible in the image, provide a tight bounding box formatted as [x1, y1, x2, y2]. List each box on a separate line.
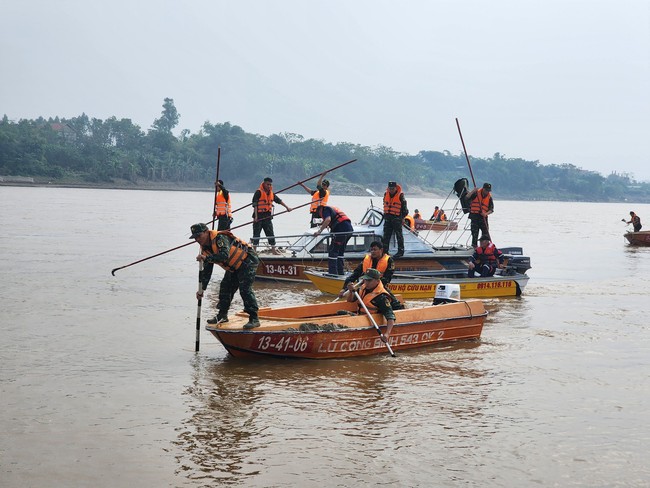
[467, 235, 505, 278]
[624, 211, 642, 232]
[190, 223, 261, 329]
[347, 268, 396, 340]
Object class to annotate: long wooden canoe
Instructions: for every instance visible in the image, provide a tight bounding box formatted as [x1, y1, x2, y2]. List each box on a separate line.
[414, 218, 459, 231]
[624, 230, 650, 246]
[205, 299, 487, 359]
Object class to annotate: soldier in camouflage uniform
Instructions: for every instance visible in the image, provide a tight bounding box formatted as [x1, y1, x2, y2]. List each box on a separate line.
[190, 223, 260, 329]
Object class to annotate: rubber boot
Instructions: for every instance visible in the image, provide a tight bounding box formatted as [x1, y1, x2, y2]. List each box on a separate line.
[243, 314, 260, 329]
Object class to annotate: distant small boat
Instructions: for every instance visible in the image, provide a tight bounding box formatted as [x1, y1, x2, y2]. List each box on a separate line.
[624, 230, 650, 246]
[304, 268, 529, 299]
[205, 299, 487, 359]
[414, 218, 459, 231]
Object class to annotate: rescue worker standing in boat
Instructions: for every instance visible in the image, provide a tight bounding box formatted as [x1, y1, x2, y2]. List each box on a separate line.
[190, 223, 261, 329]
[467, 182, 494, 247]
[624, 211, 642, 232]
[299, 172, 330, 228]
[251, 177, 292, 254]
[382, 181, 408, 258]
[213, 179, 233, 231]
[313, 205, 354, 275]
[346, 268, 396, 341]
[467, 235, 505, 278]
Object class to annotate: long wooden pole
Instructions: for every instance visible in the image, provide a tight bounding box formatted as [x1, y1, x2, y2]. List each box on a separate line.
[455, 118, 476, 188]
[354, 290, 396, 357]
[110, 199, 316, 276]
[211, 146, 221, 231]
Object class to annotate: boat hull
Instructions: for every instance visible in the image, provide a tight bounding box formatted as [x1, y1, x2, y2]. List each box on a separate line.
[414, 219, 459, 231]
[206, 300, 487, 359]
[624, 231, 650, 246]
[304, 269, 528, 298]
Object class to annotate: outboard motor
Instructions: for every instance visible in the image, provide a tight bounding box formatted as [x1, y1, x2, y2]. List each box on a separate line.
[432, 284, 461, 305]
[453, 178, 471, 214]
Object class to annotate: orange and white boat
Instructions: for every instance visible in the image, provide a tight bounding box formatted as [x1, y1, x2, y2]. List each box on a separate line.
[205, 298, 487, 359]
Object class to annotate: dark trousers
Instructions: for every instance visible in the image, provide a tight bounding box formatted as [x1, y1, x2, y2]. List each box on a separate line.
[252, 215, 275, 246]
[468, 263, 496, 278]
[470, 214, 490, 247]
[217, 254, 260, 318]
[216, 215, 232, 231]
[382, 215, 404, 254]
[328, 222, 353, 275]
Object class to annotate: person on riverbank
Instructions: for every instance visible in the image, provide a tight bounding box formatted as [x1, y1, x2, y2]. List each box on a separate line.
[467, 235, 505, 278]
[468, 182, 494, 247]
[346, 268, 396, 341]
[252, 177, 292, 254]
[624, 211, 642, 232]
[313, 205, 354, 275]
[382, 181, 408, 258]
[300, 172, 330, 228]
[213, 179, 232, 230]
[190, 223, 260, 329]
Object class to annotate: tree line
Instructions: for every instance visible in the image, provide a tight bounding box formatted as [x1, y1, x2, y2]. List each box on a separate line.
[1, 98, 648, 202]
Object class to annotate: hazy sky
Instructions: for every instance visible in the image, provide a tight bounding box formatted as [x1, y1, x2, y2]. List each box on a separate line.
[2, 1, 649, 180]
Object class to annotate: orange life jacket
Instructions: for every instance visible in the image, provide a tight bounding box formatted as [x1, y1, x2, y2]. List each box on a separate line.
[203, 230, 251, 272]
[470, 189, 491, 215]
[404, 215, 415, 230]
[362, 254, 389, 275]
[320, 206, 350, 228]
[383, 184, 404, 216]
[214, 190, 232, 217]
[358, 280, 390, 314]
[255, 183, 274, 214]
[309, 188, 330, 213]
[413, 211, 421, 220]
[475, 242, 499, 265]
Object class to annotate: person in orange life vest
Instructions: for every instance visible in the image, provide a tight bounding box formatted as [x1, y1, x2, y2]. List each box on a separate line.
[624, 211, 642, 232]
[467, 182, 494, 247]
[251, 177, 292, 254]
[430, 206, 440, 221]
[339, 240, 395, 297]
[346, 268, 396, 340]
[413, 209, 422, 220]
[467, 235, 505, 278]
[382, 181, 408, 258]
[213, 179, 233, 231]
[190, 223, 260, 329]
[313, 205, 354, 275]
[436, 209, 447, 222]
[299, 172, 330, 228]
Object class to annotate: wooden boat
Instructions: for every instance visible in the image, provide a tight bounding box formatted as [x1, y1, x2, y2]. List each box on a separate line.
[205, 299, 487, 359]
[254, 206, 532, 282]
[304, 268, 529, 299]
[414, 218, 459, 231]
[624, 230, 650, 246]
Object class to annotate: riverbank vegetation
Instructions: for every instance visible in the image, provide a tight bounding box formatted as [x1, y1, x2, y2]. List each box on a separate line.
[2, 98, 648, 202]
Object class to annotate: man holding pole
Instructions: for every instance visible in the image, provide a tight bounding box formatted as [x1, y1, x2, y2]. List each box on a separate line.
[252, 177, 292, 254]
[346, 268, 396, 340]
[213, 179, 233, 231]
[467, 182, 494, 247]
[190, 223, 261, 329]
[300, 172, 330, 228]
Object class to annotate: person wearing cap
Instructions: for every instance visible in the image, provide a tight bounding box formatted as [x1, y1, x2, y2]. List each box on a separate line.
[190, 223, 261, 329]
[213, 179, 233, 231]
[413, 209, 422, 220]
[467, 182, 494, 247]
[346, 268, 396, 340]
[299, 172, 330, 228]
[382, 181, 409, 258]
[251, 177, 292, 254]
[430, 206, 440, 221]
[313, 204, 354, 275]
[338, 241, 404, 310]
[467, 235, 505, 278]
[624, 211, 642, 232]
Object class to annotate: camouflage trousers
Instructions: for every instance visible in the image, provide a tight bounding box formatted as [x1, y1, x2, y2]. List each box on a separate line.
[217, 254, 259, 318]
